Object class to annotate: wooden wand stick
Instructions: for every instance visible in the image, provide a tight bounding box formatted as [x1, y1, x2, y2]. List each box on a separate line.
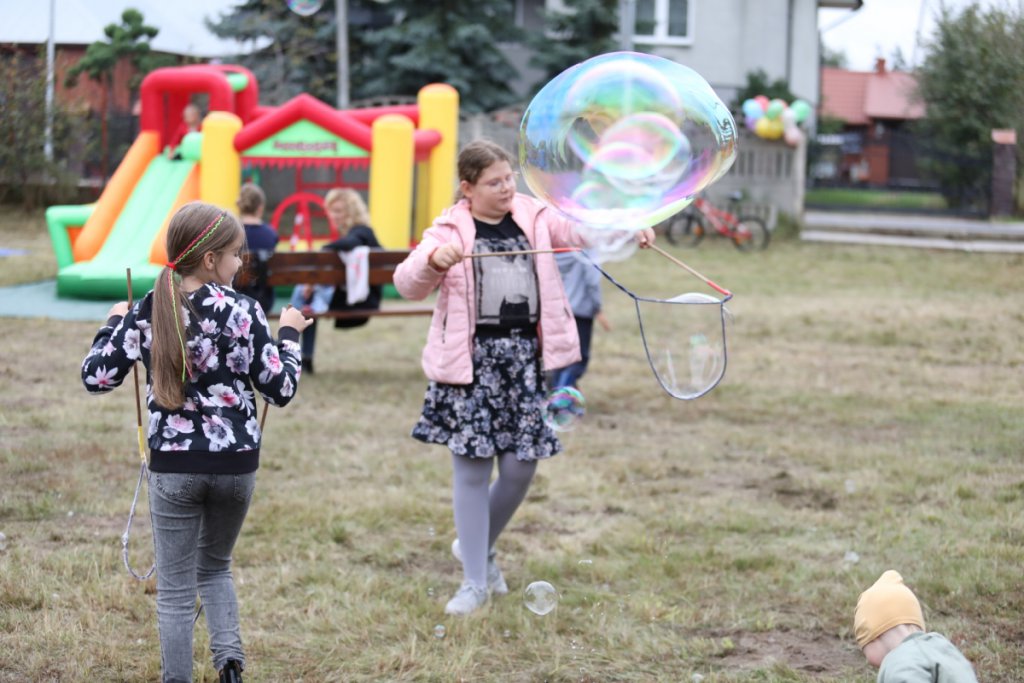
[126, 268, 147, 464]
[648, 244, 733, 297]
[464, 247, 580, 259]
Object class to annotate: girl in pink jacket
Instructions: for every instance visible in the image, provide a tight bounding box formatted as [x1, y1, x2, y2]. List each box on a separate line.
[394, 139, 653, 616]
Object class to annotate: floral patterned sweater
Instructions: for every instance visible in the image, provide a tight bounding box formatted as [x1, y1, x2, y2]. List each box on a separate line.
[81, 284, 302, 474]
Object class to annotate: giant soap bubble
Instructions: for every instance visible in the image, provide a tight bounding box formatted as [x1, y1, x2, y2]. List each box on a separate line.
[520, 52, 736, 232]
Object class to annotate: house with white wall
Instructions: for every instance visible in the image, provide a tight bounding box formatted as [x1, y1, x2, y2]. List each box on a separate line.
[506, 0, 862, 111]
[492, 0, 863, 221]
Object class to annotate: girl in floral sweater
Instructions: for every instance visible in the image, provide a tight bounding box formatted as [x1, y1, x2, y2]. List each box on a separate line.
[81, 201, 311, 683]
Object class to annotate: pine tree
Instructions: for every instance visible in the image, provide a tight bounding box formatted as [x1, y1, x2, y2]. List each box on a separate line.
[526, 0, 619, 93]
[206, 0, 371, 106]
[358, 0, 523, 113]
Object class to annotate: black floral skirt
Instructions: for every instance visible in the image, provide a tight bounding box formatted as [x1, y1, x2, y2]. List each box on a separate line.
[411, 331, 562, 461]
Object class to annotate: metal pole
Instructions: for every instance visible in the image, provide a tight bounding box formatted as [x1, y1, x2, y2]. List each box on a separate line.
[619, 0, 635, 51]
[336, 0, 349, 109]
[45, 0, 56, 161]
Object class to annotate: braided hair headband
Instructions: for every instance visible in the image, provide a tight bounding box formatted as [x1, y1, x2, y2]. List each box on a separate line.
[165, 211, 227, 382]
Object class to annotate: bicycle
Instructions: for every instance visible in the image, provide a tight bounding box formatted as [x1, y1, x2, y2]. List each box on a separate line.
[663, 192, 770, 251]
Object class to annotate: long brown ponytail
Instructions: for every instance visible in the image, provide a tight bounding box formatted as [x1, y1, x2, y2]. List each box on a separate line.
[151, 202, 242, 409]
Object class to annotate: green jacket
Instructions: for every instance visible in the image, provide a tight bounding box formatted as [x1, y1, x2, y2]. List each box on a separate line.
[879, 632, 978, 683]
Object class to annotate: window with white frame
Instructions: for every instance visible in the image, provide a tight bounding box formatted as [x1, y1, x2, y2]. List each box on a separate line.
[633, 0, 694, 45]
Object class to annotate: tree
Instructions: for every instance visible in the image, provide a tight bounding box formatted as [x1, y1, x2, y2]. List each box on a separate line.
[526, 0, 619, 93]
[64, 9, 164, 179]
[820, 43, 848, 69]
[888, 46, 909, 72]
[358, 0, 523, 113]
[915, 4, 1024, 209]
[207, 0, 382, 106]
[733, 69, 795, 110]
[0, 50, 84, 208]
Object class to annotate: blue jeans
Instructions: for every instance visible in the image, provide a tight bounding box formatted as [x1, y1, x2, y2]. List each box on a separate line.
[148, 471, 255, 682]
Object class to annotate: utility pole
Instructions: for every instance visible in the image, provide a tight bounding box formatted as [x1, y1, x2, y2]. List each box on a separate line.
[45, 0, 55, 161]
[336, 0, 349, 108]
[619, 0, 635, 51]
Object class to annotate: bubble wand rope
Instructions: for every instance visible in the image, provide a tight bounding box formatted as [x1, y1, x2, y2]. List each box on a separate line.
[123, 268, 155, 580]
[579, 250, 732, 400]
[580, 250, 732, 305]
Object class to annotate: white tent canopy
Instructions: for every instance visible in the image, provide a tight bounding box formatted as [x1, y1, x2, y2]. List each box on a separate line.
[3, 0, 265, 58]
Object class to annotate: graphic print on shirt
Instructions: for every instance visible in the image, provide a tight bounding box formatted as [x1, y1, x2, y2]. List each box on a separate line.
[473, 216, 539, 328]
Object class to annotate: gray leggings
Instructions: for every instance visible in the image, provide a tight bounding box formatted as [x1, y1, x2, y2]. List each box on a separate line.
[451, 454, 537, 588]
[148, 471, 254, 683]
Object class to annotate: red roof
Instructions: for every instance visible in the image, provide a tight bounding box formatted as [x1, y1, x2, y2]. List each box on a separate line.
[820, 65, 924, 124]
[865, 71, 924, 119]
[233, 93, 442, 161]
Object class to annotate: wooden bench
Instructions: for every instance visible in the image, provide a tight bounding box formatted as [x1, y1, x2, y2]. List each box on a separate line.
[237, 249, 434, 320]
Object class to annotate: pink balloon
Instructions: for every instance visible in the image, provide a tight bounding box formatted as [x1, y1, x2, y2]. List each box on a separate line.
[753, 95, 770, 111]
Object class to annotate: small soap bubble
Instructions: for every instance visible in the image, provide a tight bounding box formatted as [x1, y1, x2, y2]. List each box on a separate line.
[692, 674, 705, 683]
[524, 580, 559, 616]
[287, 0, 323, 16]
[542, 387, 586, 432]
[433, 624, 446, 639]
[427, 526, 436, 537]
[67, 510, 74, 517]
[844, 551, 860, 564]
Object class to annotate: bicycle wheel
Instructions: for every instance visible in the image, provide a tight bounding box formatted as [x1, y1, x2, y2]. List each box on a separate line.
[665, 214, 704, 247]
[732, 216, 769, 251]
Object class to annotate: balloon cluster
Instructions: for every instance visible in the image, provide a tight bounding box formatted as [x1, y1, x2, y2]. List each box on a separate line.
[740, 96, 812, 146]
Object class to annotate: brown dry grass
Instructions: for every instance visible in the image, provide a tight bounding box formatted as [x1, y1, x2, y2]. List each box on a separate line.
[1, 208, 1022, 682]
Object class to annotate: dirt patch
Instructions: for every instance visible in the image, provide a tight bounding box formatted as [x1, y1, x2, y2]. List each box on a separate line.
[755, 470, 838, 511]
[715, 628, 866, 677]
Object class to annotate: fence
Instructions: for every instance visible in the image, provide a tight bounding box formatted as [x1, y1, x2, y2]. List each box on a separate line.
[809, 128, 992, 216]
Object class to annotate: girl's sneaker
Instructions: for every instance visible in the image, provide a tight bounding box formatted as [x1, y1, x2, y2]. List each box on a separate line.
[444, 581, 488, 615]
[451, 538, 509, 595]
[219, 660, 243, 683]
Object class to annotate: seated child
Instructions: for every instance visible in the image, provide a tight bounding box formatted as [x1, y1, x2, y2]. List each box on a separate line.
[289, 284, 335, 374]
[236, 183, 280, 313]
[854, 570, 978, 682]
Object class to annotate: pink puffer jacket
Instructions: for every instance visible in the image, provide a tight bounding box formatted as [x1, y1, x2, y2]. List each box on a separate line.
[394, 194, 583, 385]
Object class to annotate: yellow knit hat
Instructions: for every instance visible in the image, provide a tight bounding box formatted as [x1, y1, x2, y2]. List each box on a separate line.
[854, 570, 925, 648]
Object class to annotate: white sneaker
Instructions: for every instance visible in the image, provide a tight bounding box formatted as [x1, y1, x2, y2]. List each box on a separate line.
[444, 581, 488, 616]
[451, 538, 509, 595]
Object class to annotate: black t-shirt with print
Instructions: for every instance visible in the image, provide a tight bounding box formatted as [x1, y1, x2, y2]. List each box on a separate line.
[473, 213, 539, 332]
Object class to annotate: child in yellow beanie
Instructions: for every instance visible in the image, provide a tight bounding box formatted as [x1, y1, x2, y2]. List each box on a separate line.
[854, 570, 978, 682]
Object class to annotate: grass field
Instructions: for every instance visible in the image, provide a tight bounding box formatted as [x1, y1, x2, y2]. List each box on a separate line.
[1, 207, 1022, 682]
[804, 188, 948, 211]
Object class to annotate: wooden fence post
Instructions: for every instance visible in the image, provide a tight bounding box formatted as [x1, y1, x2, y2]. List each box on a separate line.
[990, 129, 1016, 217]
